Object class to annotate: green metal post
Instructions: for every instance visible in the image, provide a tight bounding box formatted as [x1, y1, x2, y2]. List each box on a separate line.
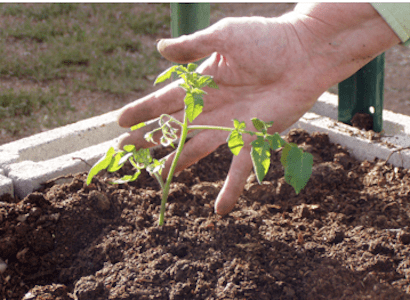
[170, 3, 210, 63]
[338, 53, 385, 132]
[171, 3, 210, 38]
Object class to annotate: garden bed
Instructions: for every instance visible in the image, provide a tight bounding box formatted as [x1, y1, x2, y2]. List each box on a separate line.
[1, 129, 410, 299]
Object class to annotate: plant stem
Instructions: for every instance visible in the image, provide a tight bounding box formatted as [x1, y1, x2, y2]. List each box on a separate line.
[187, 125, 265, 137]
[160, 114, 183, 127]
[153, 173, 165, 189]
[158, 112, 189, 226]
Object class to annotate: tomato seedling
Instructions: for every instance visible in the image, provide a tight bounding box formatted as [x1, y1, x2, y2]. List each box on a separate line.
[87, 63, 313, 226]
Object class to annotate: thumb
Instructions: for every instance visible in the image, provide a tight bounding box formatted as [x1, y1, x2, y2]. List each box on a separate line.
[157, 24, 223, 64]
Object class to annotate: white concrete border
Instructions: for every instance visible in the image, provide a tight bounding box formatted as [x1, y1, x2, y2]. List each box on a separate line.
[1, 92, 410, 199]
[0, 109, 126, 165]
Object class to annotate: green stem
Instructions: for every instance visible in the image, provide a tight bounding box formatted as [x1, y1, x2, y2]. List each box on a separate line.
[154, 173, 165, 189]
[158, 112, 189, 226]
[187, 125, 265, 137]
[160, 114, 183, 127]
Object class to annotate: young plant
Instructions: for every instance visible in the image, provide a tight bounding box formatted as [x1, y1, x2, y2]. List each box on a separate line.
[87, 63, 313, 226]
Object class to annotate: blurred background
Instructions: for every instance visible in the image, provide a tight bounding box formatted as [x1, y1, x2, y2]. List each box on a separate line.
[0, 3, 409, 145]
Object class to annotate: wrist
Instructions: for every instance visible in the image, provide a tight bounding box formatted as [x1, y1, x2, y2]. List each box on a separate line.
[287, 3, 400, 91]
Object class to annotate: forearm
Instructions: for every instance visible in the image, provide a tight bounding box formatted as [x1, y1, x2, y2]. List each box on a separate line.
[288, 3, 401, 91]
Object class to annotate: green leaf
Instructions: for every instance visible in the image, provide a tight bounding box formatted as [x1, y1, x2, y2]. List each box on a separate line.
[280, 143, 297, 168]
[123, 144, 136, 153]
[184, 92, 204, 122]
[146, 158, 165, 176]
[128, 156, 139, 169]
[251, 118, 274, 133]
[227, 130, 244, 156]
[233, 119, 246, 130]
[175, 65, 188, 74]
[190, 72, 199, 83]
[187, 63, 198, 72]
[134, 148, 152, 167]
[266, 133, 286, 150]
[251, 118, 265, 132]
[131, 122, 146, 131]
[144, 131, 156, 144]
[191, 87, 206, 95]
[207, 79, 219, 89]
[180, 73, 190, 85]
[265, 121, 274, 128]
[118, 152, 133, 166]
[280, 144, 313, 194]
[154, 66, 178, 85]
[107, 152, 126, 173]
[179, 82, 191, 91]
[250, 137, 271, 184]
[197, 75, 213, 88]
[86, 147, 116, 185]
[111, 170, 141, 184]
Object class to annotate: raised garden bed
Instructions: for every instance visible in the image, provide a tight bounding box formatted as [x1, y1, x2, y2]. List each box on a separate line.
[1, 129, 410, 299]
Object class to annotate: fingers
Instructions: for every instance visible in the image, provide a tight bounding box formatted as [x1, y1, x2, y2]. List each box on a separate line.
[156, 129, 253, 216]
[214, 147, 253, 215]
[117, 108, 185, 150]
[117, 53, 224, 130]
[117, 118, 161, 150]
[119, 18, 232, 129]
[157, 22, 225, 64]
[117, 80, 186, 128]
[120, 118, 255, 216]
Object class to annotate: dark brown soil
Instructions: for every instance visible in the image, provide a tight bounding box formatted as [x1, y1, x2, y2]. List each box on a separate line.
[2, 128, 410, 300]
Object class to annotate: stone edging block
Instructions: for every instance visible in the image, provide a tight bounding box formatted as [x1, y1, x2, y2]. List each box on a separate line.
[2, 92, 410, 199]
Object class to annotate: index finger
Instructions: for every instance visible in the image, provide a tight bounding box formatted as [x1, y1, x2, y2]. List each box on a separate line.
[117, 80, 186, 128]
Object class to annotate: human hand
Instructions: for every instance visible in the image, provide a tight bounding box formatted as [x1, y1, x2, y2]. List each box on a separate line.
[117, 3, 400, 215]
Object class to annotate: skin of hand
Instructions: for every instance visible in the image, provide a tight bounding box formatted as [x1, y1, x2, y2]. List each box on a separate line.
[117, 3, 400, 215]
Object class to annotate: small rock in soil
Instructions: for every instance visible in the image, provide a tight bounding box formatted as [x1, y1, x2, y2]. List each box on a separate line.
[328, 228, 345, 244]
[398, 231, 410, 245]
[88, 190, 111, 211]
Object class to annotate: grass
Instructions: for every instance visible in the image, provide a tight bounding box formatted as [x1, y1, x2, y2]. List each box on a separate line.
[0, 3, 171, 142]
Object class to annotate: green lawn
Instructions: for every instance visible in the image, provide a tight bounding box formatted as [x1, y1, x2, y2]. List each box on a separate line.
[0, 3, 171, 143]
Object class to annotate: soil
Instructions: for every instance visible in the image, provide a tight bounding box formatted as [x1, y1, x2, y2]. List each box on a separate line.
[2, 4, 410, 300]
[2, 128, 410, 300]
